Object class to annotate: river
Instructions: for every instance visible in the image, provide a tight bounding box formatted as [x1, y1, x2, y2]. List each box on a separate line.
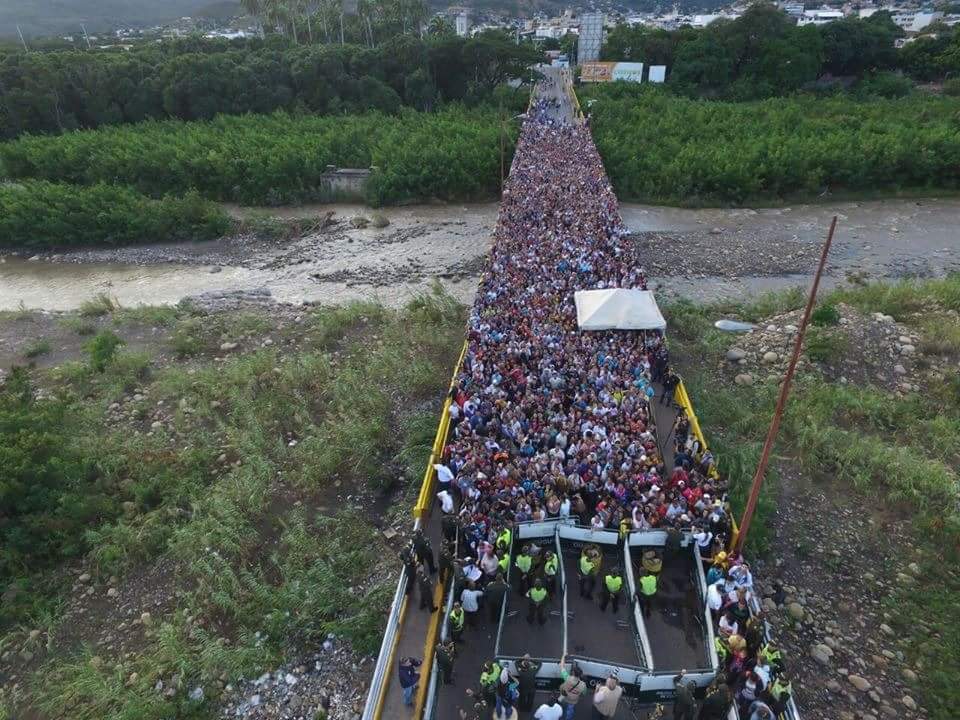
[2, 199, 958, 312]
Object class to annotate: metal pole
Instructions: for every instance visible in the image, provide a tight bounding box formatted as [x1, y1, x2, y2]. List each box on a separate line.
[732, 215, 838, 556]
[17, 24, 29, 52]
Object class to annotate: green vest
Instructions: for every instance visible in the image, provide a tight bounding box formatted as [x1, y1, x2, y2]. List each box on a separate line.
[480, 663, 501, 687]
[639, 574, 657, 595]
[528, 587, 547, 603]
[544, 556, 559, 576]
[760, 644, 781, 665]
[770, 678, 792, 700]
[579, 555, 595, 575]
[449, 608, 465, 630]
[605, 574, 623, 593]
[498, 555, 509, 573]
[497, 529, 512, 550]
[714, 637, 729, 660]
[516, 554, 532, 573]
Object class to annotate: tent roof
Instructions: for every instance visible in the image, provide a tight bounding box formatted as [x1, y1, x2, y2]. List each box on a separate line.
[574, 289, 666, 331]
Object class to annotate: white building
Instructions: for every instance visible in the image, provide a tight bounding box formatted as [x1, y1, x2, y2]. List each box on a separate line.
[455, 12, 470, 37]
[890, 10, 943, 32]
[797, 8, 845, 25]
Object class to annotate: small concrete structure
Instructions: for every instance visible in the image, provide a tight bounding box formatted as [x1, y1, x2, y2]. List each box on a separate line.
[319, 166, 371, 202]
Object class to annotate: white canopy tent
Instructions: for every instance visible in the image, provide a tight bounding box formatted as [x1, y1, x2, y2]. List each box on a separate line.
[574, 289, 667, 331]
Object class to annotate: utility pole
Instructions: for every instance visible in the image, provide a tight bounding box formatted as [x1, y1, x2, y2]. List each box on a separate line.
[17, 24, 29, 52]
[81, 24, 92, 50]
[732, 216, 838, 556]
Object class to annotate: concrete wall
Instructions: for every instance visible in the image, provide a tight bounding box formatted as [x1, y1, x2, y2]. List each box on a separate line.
[319, 166, 371, 202]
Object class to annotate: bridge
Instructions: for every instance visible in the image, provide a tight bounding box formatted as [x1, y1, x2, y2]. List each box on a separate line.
[361, 66, 799, 720]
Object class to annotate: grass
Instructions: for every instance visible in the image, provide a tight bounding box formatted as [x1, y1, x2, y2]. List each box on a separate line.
[1, 289, 466, 718]
[23, 338, 52, 358]
[79, 294, 119, 318]
[667, 278, 960, 720]
[804, 327, 848, 363]
[58, 316, 97, 335]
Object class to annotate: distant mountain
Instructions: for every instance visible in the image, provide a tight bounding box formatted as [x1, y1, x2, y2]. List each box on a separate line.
[0, 0, 242, 39]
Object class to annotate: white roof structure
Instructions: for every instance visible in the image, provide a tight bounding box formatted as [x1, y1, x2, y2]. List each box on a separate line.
[574, 289, 666, 331]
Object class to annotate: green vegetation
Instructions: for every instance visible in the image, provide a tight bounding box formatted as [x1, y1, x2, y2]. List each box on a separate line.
[666, 276, 960, 719]
[0, 183, 230, 249]
[23, 339, 51, 358]
[0, 290, 464, 718]
[584, 85, 960, 204]
[601, 5, 960, 98]
[1, 108, 512, 207]
[0, 34, 538, 139]
[811, 304, 840, 327]
[85, 331, 124, 372]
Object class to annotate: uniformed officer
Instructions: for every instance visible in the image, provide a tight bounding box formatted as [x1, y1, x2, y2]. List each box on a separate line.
[441, 511, 459, 544]
[435, 639, 456, 686]
[448, 601, 465, 643]
[672, 669, 697, 720]
[637, 569, 657, 618]
[439, 540, 455, 583]
[599, 566, 623, 613]
[542, 550, 559, 596]
[400, 543, 417, 596]
[515, 544, 534, 594]
[515, 654, 542, 711]
[765, 672, 793, 715]
[417, 566, 437, 612]
[412, 529, 436, 574]
[578, 545, 602, 599]
[495, 524, 512, 555]
[526, 578, 548, 625]
[485, 572, 509, 623]
[479, 660, 502, 707]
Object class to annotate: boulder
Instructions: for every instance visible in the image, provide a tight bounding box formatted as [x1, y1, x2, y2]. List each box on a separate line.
[811, 644, 833, 666]
[901, 696, 917, 711]
[219, 342, 239, 351]
[734, 373, 755, 386]
[900, 344, 915, 355]
[762, 351, 779, 363]
[787, 602, 805, 621]
[726, 347, 747, 362]
[849, 675, 872, 692]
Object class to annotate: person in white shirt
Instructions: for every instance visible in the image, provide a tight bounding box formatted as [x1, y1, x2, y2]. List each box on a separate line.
[434, 463, 454, 489]
[437, 490, 454, 514]
[460, 582, 484, 626]
[533, 698, 564, 720]
[706, 580, 724, 617]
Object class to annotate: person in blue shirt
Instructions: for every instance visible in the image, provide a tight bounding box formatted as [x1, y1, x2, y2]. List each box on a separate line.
[398, 656, 422, 706]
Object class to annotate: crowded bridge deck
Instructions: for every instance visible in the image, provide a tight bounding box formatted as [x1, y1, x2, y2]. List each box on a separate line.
[362, 66, 799, 720]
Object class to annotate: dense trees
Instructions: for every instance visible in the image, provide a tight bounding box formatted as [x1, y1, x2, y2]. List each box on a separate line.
[583, 83, 960, 204]
[0, 183, 230, 248]
[602, 6, 960, 99]
[0, 33, 540, 139]
[0, 107, 512, 211]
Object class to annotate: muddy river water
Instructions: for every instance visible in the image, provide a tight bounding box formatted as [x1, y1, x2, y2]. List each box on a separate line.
[2, 199, 958, 312]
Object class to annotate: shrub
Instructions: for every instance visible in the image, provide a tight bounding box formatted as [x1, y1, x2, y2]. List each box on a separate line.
[805, 327, 848, 362]
[0, 182, 231, 249]
[855, 71, 914, 99]
[23, 339, 52, 358]
[945, 78, 960, 97]
[85, 330, 124, 372]
[811, 304, 841, 326]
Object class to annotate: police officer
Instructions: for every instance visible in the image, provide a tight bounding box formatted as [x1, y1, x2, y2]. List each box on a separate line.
[435, 639, 456, 686]
[515, 654, 542, 712]
[495, 524, 512, 556]
[400, 543, 417, 596]
[479, 660, 502, 707]
[672, 669, 697, 720]
[417, 566, 437, 612]
[441, 511, 459, 545]
[412, 529, 436, 574]
[637, 569, 657, 618]
[485, 572, 509, 623]
[448, 601, 465, 643]
[515, 544, 534, 594]
[599, 566, 623, 613]
[578, 546, 601, 599]
[439, 539, 455, 583]
[526, 578, 548, 625]
[765, 672, 793, 715]
[542, 550, 559, 597]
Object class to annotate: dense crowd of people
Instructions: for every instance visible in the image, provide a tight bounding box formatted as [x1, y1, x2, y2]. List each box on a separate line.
[396, 73, 794, 719]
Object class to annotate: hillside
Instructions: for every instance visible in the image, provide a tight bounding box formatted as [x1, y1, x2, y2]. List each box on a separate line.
[0, 0, 241, 38]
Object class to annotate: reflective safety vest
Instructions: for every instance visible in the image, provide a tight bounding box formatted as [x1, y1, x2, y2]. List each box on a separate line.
[480, 663, 502, 687]
[497, 529, 512, 551]
[605, 574, 623, 593]
[516, 554, 533, 573]
[498, 555, 509, 573]
[714, 636, 729, 661]
[770, 678, 792, 700]
[639, 574, 657, 595]
[544, 556, 559, 576]
[528, 587, 547, 603]
[760, 644, 782, 666]
[579, 554, 599, 575]
[449, 608, 465, 630]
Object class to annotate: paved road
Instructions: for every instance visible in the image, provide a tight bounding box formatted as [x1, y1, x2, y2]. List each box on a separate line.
[534, 65, 578, 125]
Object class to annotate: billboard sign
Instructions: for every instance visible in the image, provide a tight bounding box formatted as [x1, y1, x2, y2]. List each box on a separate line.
[580, 61, 647, 83]
[648, 65, 667, 83]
